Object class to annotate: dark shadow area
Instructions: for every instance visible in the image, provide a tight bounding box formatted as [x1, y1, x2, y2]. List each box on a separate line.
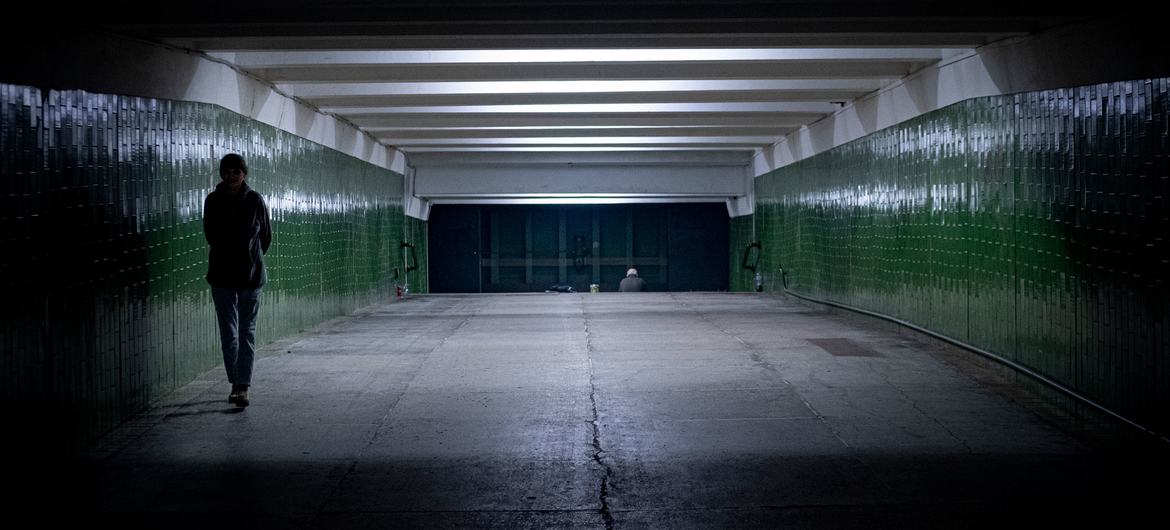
[24, 450, 1168, 528]
[160, 407, 249, 418]
[429, 204, 729, 293]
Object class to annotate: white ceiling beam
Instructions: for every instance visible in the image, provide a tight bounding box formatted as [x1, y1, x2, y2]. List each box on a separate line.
[406, 151, 753, 166]
[426, 197, 728, 205]
[67, 8, 1092, 188]
[124, 19, 1042, 38]
[180, 34, 1014, 51]
[287, 78, 879, 99]
[324, 102, 839, 114]
[347, 115, 822, 128]
[255, 61, 920, 83]
[402, 147, 759, 152]
[140, 16, 1046, 50]
[415, 161, 749, 198]
[305, 90, 872, 107]
[383, 136, 777, 146]
[218, 48, 965, 67]
[371, 127, 795, 139]
[403, 147, 760, 152]
[287, 79, 885, 97]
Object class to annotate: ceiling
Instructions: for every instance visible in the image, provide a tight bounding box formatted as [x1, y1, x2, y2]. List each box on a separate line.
[93, 1, 1075, 163]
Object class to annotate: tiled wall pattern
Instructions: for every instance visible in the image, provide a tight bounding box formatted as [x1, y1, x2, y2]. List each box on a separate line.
[752, 78, 1169, 434]
[729, 214, 756, 292]
[1, 84, 415, 445]
[404, 215, 429, 294]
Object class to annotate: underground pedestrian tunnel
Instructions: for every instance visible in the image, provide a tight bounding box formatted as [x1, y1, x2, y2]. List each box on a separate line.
[2, 3, 1168, 527]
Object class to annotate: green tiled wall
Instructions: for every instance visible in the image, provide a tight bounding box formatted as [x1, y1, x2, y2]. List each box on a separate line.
[0, 84, 421, 446]
[729, 214, 756, 292]
[754, 78, 1169, 434]
[404, 215, 429, 294]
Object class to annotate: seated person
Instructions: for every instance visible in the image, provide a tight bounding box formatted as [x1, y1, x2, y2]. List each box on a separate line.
[619, 268, 646, 292]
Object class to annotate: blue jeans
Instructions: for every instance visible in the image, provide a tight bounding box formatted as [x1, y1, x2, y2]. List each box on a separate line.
[212, 287, 262, 386]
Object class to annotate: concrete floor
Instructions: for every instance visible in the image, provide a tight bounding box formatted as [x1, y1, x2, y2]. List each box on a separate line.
[65, 293, 1164, 527]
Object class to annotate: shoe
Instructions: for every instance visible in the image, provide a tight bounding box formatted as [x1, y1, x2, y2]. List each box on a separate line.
[228, 390, 241, 404]
[235, 390, 250, 407]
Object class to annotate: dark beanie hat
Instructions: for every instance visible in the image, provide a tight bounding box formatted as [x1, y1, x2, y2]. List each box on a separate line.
[219, 153, 248, 176]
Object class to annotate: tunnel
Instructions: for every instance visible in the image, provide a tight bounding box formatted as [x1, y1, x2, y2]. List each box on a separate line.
[1, 2, 1168, 527]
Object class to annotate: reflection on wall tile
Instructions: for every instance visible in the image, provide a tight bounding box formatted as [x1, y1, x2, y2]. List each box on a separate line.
[753, 78, 1169, 435]
[0, 84, 421, 446]
[729, 214, 756, 292]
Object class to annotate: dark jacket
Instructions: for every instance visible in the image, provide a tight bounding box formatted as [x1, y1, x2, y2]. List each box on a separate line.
[619, 276, 646, 292]
[204, 181, 272, 289]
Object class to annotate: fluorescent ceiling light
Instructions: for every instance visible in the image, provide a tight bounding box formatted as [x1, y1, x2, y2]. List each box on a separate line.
[367, 125, 772, 131]
[402, 147, 758, 152]
[290, 79, 883, 97]
[428, 197, 726, 205]
[384, 136, 775, 145]
[221, 48, 963, 66]
[328, 102, 837, 114]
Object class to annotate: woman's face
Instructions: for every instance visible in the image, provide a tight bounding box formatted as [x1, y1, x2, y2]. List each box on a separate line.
[222, 167, 246, 185]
